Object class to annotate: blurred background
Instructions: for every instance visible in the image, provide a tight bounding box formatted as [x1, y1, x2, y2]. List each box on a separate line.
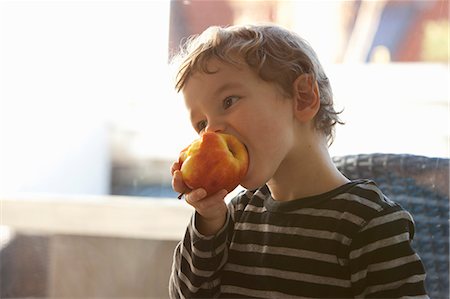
[0, 0, 448, 199]
[0, 1, 448, 298]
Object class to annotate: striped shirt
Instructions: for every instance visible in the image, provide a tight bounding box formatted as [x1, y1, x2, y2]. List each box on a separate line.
[169, 180, 428, 298]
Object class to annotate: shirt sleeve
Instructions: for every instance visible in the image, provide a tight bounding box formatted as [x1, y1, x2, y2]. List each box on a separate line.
[169, 210, 232, 298]
[349, 207, 429, 298]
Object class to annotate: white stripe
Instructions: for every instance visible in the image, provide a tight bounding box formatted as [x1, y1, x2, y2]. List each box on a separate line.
[351, 269, 368, 284]
[179, 271, 199, 293]
[186, 230, 213, 258]
[244, 204, 267, 213]
[231, 243, 339, 264]
[222, 285, 316, 299]
[178, 271, 221, 295]
[361, 210, 413, 232]
[357, 182, 384, 196]
[169, 256, 186, 299]
[173, 244, 220, 298]
[225, 263, 351, 288]
[235, 222, 351, 245]
[351, 254, 422, 283]
[357, 183, 396, 206]
[350, 232, 410, 259]
[370, 253, 423, 272]
[181, 250, 215, 278]
[240, 204, 365, 227]
[235, 202, 265, 213]
[358, 274, 427, 297]
[181, 241, 228, 277]
[343, 193, 382, 211]
[289, 208, 365, 226]
[206, 277, 221, 293]
[190, 241, 227, 259]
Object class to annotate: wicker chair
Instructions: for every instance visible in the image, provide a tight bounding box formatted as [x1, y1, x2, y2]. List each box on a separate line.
[333, 153, 449, 299]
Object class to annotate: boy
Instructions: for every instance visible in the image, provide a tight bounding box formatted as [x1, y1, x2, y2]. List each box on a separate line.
[169, 24, 428, 298]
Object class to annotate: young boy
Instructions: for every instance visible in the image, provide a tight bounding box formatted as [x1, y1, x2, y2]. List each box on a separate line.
[169, 24, 428, 298]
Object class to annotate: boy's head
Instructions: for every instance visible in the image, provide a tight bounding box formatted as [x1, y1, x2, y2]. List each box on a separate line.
[171, 24, 342, 144]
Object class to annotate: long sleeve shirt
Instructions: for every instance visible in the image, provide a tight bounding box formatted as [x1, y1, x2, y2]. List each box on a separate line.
[169, 180, 428, 298]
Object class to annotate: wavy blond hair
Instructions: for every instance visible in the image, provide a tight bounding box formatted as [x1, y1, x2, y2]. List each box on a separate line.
[171, 24, 343, 144]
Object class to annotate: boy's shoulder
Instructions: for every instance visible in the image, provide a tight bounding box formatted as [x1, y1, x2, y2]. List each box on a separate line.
[229, 180, 409, 223]
[336, 179, 399, 210]
[330, 180, 411, 224]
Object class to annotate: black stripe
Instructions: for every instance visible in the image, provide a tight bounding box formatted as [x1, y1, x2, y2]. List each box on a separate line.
[237, 209, 362, 240]
[369, 260, 427, 285]
[351, 241, 417, 273]
[177, 268, 220, 298]
[227, 249, 347, 279]
[186, 219, 229, 253]
[180, 248, 225, 272]
[222, 270, 352, 298]
[351, 217, 411, 250]
[263, 180, 365, 212]
[232, 230, 344, 256]
[181, 231, 227, 272]
[349, 184, 391, 207]
[352, 260, 427, 292]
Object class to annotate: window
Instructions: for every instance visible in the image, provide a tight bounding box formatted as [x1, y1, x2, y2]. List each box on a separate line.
[0, 1, 448, 299]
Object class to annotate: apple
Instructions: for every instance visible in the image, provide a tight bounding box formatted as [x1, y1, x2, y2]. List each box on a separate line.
[178, 132, 249, 196]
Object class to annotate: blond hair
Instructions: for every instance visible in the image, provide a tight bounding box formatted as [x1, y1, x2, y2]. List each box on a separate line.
[171, 24, 343, 144]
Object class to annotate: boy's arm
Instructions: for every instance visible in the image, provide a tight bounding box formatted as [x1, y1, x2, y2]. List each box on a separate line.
[169, 209, 232, 298]
[349, 208, 428, 298]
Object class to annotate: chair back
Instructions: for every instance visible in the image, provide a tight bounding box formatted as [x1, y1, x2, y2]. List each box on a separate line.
[333, 153, 449, 299]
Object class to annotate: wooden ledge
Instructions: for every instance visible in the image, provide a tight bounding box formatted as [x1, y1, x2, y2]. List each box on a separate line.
[1, 194, 194, 240]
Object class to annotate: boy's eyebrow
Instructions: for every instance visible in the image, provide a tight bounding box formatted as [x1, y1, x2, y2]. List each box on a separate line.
[213, 82, 245, 97]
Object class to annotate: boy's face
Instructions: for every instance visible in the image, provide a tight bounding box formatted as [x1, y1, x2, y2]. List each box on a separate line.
[181, 59, 299, 190]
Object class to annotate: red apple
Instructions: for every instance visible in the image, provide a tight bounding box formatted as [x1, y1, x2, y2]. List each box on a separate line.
[178, 132, 249, 196]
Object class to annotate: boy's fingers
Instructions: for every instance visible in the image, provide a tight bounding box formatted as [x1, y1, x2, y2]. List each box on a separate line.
[185, 188, 207, 203]
[170, 161, 180, 175]
[188, 190, 228, 219]
[172, 170, 190, 194]
[186, 189, 227, 207]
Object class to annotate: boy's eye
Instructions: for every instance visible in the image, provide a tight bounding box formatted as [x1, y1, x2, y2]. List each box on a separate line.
[223, 96, 239, 110]
[196, 120, 207, 132]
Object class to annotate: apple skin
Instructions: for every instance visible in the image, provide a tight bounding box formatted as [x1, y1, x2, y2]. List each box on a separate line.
[178, 132, 249, 196]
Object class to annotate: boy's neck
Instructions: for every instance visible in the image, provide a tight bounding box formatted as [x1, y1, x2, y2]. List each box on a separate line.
[267, 136, 349, 202]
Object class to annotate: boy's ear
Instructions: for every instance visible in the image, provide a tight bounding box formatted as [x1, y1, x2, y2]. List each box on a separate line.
[292, 73, 320, 122]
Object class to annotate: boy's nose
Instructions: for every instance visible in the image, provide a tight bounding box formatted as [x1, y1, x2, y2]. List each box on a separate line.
[205, 118, 225, 133]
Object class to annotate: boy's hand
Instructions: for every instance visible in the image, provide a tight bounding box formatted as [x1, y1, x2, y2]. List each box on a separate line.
[171, 162, 228, 235]
[171, 161, 190, 196]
